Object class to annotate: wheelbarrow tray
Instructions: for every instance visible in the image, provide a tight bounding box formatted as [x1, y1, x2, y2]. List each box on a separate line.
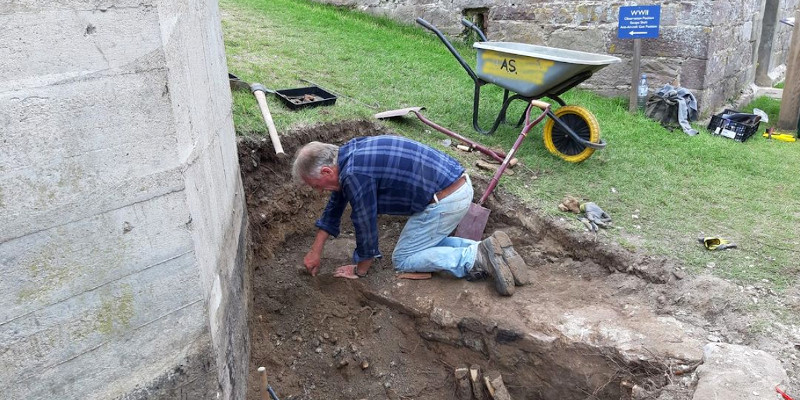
[474, 42, 621, 98]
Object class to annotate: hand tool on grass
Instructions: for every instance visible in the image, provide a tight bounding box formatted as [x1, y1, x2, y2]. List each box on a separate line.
[763, 127, 797, 142]
[229, 73, 285, 155]
[374, 107, 511, 164]
[258, 366, 281, 400]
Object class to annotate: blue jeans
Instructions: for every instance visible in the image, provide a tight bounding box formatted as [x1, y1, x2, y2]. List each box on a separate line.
[392, 175, 479, 278]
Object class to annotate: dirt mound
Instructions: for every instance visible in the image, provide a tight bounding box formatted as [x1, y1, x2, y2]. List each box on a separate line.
[240, 121, 797, 399]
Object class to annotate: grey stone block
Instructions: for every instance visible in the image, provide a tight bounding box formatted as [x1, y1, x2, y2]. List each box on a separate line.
[693, 343, 788, 400]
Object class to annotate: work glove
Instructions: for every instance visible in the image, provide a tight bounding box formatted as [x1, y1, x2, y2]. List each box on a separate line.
[580, 202, 612, 232]
[698, 236, 737, 251]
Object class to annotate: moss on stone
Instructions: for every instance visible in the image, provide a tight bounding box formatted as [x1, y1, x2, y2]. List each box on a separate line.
[95, 284, 135, 335]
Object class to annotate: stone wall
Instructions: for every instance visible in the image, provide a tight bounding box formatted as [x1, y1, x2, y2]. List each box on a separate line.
[323, 0, 799, 114]
[0, 0, 249, 399]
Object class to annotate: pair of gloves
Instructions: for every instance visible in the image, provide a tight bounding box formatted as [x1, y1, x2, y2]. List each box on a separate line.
[558, 196, 611, 232]
[578, 202, 612, 232]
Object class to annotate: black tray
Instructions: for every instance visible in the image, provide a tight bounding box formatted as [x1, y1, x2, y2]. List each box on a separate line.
[275, 86, 337, 110]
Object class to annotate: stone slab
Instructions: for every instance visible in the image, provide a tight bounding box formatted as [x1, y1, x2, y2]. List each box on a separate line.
[692, 343, 789, 400]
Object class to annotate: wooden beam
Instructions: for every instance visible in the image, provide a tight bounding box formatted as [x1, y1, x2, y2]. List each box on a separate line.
[778, 9, 800, 132]
[483, 371, 513, 400]
[470, 365, 486, 400]
[629, 38, 642, 114]
[455, 367, 473, 400]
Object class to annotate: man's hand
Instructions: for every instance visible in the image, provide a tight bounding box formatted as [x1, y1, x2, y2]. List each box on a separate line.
[333, 265, 360, 279]
[303, 250, 322, 276]
[304, 229, 330, 277]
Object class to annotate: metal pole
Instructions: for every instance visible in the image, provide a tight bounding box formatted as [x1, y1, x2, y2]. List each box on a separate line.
[629, 38, 642, 114]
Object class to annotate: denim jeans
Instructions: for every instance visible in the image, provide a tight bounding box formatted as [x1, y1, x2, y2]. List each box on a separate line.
[391, 175, 479, 278]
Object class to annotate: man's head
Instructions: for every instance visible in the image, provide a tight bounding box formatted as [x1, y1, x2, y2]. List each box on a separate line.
[292, 141, 341, 192]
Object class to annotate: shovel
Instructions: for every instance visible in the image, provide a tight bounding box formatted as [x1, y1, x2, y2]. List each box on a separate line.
[454, 100, 550, 240]
[229, 73, 285, 155]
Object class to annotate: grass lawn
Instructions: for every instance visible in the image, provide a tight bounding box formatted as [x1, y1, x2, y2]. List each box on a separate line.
[221, 0, 800, 290]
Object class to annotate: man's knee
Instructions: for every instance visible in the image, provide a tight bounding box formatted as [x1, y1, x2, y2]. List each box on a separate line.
[391, 250, 406, 269]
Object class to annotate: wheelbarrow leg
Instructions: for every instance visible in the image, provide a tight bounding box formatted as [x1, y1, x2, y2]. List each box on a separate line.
[472, 85, 531, 135]
[547, 95, 567, 107]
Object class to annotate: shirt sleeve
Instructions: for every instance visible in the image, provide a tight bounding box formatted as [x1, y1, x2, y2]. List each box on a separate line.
[315, 190, 347, 237]
[342, 173, 382, 263]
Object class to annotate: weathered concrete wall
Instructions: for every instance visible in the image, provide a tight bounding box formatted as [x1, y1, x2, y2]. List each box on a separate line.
[0, 1, 248, 399]
[324, 0, 798, 114]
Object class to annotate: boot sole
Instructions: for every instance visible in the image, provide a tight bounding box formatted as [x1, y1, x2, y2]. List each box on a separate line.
[480, 238, 515, 296]
[492, 231, 530, 286]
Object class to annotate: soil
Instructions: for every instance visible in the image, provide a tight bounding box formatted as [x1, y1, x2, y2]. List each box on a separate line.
[239, 120, 800, 400]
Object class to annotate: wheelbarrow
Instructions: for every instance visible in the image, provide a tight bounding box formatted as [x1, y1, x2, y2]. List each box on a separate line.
[416, 18, 621, 162]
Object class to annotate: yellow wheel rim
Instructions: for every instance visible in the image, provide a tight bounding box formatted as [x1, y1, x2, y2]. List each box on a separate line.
[542, 105, 600, 163]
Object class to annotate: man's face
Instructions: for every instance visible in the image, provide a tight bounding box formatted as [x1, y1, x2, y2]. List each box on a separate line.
[303, 166, 340, 193]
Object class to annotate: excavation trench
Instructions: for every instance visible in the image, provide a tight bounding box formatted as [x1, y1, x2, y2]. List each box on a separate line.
[240, 121, 747, 399]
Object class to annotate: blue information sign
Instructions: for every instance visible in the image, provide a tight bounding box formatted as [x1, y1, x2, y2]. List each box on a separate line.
[618, 5, 661, 39]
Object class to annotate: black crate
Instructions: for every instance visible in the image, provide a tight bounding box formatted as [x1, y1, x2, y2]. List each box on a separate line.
[707, 109, 761, 142]
[275, 86, 337, 110]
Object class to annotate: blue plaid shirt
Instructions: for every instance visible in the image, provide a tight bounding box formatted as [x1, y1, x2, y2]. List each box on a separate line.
[316, 136, 465, 263]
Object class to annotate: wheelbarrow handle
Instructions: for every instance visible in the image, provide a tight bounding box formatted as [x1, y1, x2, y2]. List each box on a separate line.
[415, 18, 479, 83]
[529, 100, 551, 111]
[460, 18, 488, 42]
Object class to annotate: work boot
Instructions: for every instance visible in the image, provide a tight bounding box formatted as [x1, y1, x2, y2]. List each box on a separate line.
[491, 231, 530, 286]
[468, 236, 515, 296]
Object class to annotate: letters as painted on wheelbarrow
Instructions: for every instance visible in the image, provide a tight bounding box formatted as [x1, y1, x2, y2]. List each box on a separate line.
[618, 5, 661, 39]
[473, 42, 620, 98]
[479, 51, 554, 85]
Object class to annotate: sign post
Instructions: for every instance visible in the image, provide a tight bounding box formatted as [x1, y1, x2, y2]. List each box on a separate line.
[618, 5, 661, 113]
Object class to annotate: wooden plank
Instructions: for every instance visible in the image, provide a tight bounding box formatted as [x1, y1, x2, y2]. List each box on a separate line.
[778, 9, 800, 132]
[483, 371, 513, 400]
[455, 367, 473, 400]
[629, 38, 642, 114]
[470, 365, 486, 400]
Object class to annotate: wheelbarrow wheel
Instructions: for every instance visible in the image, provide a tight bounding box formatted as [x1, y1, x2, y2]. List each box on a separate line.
[542, 105, 600, 163]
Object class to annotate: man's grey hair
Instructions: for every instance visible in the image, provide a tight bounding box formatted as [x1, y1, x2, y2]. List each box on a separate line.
[292, 141, 339, 181]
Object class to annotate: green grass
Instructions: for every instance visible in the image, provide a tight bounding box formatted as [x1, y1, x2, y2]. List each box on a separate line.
[221, 0, 800, 290]
[774, 81, 785, 89]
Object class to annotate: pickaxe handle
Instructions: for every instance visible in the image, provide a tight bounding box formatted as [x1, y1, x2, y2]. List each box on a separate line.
[251, 84, 285, 155]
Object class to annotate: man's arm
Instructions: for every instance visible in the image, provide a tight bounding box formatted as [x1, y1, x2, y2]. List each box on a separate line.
[304, 191, 347, 277]
[315, 191, 347, 237]
[344, 174, 382, 263]
[303, 229, 330, 276]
